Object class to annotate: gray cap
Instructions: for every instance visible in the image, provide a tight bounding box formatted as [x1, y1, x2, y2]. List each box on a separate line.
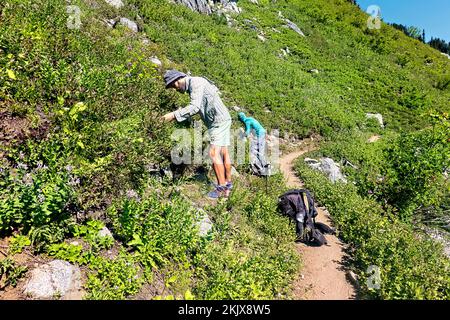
[164, 69, 187, 88]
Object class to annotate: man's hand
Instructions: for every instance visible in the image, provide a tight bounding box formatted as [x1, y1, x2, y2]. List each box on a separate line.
[161, 112, 175, 122]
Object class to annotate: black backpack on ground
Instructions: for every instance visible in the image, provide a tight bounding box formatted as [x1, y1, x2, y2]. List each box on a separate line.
[277, 189, 335, 246]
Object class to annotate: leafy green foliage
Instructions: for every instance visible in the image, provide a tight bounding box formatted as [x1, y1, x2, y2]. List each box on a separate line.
[378, 113, 450, 220]
[0, 161, 73, 235]
[8, 234, 31, 255]
[192, 177, 299, 299]
[296, 161, 450, 299]
[72, 220, 114, 251]
[85, 250, 144, 300]
[0, 257, 27, 289]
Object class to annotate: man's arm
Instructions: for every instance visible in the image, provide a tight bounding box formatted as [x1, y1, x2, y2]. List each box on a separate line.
[173, 79, 204, 122]
[161, 112, 175, 122]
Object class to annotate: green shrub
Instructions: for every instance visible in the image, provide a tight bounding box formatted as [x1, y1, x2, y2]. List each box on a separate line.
[0, 161, 73, 235]
[0, 257, 27, 289]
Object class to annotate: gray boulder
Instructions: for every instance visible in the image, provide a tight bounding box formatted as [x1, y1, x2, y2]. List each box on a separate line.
[365, 113, 384, 128]
[23, 260, 83, 300]
[150, 56, 163, 67]
[105, 0, 124, 9]
[117, 17, 138, 32]
[98, 226, 113, 238]
[305, 157, 347, 183]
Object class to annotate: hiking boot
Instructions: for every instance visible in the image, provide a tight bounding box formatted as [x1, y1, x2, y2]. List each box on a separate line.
[224, 182, 233, 197]
[207, 185, 227, 199]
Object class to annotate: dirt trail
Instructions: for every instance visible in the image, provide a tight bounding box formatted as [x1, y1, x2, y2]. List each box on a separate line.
[279, 142, 357, 300]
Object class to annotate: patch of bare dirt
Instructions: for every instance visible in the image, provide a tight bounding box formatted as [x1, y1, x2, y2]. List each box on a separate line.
[0, 109, 50, 159]
[367, 135, 381, 143]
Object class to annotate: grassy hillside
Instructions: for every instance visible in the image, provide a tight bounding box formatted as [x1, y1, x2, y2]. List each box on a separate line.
[0, 0, 449, 299]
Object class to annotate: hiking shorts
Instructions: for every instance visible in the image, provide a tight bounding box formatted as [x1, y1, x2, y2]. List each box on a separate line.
[208, 119, 231, 147]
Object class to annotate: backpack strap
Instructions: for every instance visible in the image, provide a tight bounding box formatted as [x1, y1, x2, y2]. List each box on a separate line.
[301, 192, 310, 215]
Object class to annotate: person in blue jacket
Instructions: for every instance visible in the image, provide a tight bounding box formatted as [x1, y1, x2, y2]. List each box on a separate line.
[238, 112, 269, 176]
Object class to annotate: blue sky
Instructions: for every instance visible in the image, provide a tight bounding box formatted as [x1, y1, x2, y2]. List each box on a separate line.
[356, 0, 450, 42]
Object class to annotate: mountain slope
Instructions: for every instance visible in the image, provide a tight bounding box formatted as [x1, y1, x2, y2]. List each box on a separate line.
[0, 0, 449, 300]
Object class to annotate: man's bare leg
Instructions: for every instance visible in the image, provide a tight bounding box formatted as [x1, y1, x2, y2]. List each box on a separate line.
[221, 146, 232, 184]
[209, 145, 226, 186]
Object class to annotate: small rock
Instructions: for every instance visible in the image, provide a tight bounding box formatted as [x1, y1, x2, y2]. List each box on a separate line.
[195, 209, 213, 237]
[161, 168, 173, 180]
[150, 56, 162, 67]
[103, 18, 117, 28]
[117, 17, 138, 33]
[284, 18, 305, 37]
[347, 271, 359, 286]
[24, 260, 83, 300]
[98, 226, 113, 238]
[309, 69, 319, 74]
[105, 0, 124, 9]
[365, 113, 384, 128]
[232, 105, 241, 112]
[271, 27, 281, 33]
[257, 34, 266, 42]
[279, 48, 289, 57]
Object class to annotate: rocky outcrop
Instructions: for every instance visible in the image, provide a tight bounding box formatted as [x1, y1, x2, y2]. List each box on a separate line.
[174, 0, 212, 14]
[174, 0, 242, 15]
